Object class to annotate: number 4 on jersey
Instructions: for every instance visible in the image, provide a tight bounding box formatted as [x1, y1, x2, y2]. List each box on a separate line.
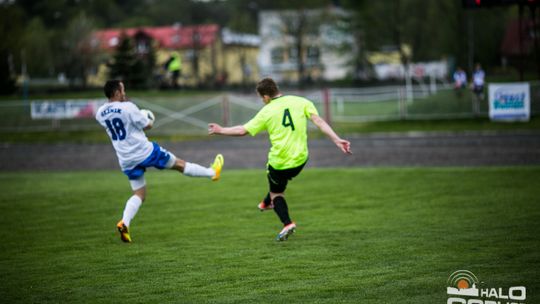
[282, 108, 295, 131]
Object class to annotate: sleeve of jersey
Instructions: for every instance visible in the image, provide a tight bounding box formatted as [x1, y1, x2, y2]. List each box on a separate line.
[127, 103, 149, 130]
[304, 100, 319, 117]
[243, 109, 267, 136]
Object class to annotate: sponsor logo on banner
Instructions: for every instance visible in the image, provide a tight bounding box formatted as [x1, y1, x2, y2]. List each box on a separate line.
[31, 100, 106, 119]
[488, 83, 530, 121]
[447, 270, 527, 304]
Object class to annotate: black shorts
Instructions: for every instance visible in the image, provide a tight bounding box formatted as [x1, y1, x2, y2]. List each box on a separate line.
[267, 161, 306, 193]
[473, 85, 484, 94]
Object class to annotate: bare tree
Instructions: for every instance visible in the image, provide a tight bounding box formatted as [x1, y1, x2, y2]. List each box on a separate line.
[278, 8, 320, 87]
[277, 6, 354, 86]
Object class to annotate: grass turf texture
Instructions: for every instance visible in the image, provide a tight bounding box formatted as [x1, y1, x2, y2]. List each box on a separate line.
[1, 167, 539, 303]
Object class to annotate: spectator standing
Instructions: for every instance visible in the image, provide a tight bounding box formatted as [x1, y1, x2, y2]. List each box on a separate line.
[453, 66, 467, 98]
[472, 63, 485, 115]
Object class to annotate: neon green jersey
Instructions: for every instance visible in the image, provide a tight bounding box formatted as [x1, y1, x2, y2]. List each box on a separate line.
[168, 56, 182, 72]
[244, 95, 319, 170]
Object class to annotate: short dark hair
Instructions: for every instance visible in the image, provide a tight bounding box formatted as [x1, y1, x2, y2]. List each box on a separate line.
[256, 78, 279, 98]
[104, 80, 122, 99]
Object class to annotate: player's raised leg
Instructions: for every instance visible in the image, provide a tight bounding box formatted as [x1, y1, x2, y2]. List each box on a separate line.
[168, 154, 224, 181]
[258, 192, 274, 211]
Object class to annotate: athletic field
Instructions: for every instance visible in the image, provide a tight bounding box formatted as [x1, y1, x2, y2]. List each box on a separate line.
[1, 167, 539, 303]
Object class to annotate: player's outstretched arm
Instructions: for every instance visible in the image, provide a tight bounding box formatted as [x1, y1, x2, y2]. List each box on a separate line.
[310, 114, 352, 154]
[208, 123, 247, 136]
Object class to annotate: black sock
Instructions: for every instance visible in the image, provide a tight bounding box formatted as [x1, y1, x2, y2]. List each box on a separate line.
[273, 196, 292, 226]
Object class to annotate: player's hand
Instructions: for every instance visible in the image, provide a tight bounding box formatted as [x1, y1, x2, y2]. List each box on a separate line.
[335, 139, 352, 154]
[208, 123, 222, 135]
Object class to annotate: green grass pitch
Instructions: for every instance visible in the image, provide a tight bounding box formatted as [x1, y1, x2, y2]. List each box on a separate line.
[1, 167, 539, 303]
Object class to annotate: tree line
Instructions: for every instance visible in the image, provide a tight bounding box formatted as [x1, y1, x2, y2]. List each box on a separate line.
[0, 0, 526, 93]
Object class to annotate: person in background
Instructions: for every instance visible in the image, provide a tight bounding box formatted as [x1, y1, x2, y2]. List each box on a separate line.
[165, 52, 182, 89]
[453, 66, 467, 98]
[472, 63, 485, 115]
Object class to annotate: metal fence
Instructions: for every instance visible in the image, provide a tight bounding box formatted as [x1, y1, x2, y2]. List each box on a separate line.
[325, 82, 540, 123]
[0, 81, 538, 136]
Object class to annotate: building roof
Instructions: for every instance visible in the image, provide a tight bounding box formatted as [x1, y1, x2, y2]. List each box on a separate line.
[93, 24, 220, 50]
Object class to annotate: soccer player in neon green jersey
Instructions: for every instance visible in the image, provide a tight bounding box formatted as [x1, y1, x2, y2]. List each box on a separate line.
[208, 78, 351, 241]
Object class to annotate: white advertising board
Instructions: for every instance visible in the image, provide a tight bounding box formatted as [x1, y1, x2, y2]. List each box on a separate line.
[488, 83, 530, 122]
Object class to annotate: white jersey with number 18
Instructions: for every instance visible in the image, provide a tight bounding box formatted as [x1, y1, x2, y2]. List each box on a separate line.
[95, 101, 153, 171]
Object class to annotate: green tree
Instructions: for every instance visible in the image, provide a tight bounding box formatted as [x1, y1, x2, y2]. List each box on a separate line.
[21, 18, 54, 77]
[131, 38, 157, 89]
[108, 33, 136, 84]
[108, 33, 156, 89]
[344, 0, 518, 77]
[143, 40, 157, 88]
[15, 0, 83, 29]
[0, 4, 25, 93]
[59, 12, 100, 88]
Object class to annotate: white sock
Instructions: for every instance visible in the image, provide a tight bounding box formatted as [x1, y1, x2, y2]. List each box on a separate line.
[183, 162, 215, 178]
[122, 195, 142, 227]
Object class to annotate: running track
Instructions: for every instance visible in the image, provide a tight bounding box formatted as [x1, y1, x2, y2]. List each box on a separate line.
[1, 131, 539, 172]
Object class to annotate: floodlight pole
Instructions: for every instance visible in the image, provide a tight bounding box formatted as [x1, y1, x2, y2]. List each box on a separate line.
[405, 66, 413, 102]
[323, 88, 331, 126]
[519, 4, 524, 81]
[530, 4, 540, 80]
[222, 94, 230, 126]
[467, 11, 475, 77]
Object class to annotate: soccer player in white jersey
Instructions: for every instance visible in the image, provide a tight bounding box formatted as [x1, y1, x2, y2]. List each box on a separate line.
[96, 80, 224, 243]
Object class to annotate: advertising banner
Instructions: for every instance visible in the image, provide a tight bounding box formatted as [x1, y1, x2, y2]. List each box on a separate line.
[31, 100, 106, 120]
[488, 83, 530, 122]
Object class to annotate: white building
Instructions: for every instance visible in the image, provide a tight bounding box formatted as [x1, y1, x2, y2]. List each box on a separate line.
[258, 8, 356, 83]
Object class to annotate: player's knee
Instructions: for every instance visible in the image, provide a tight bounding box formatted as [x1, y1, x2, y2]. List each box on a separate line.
[133, 187, 146, 202]
[135, 193, 146, 202]
[172, 158, 186, 172]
